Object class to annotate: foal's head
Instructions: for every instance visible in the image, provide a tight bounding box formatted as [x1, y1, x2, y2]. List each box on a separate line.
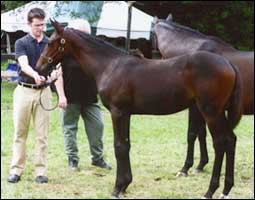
[36, 19, 70, 72]
[36, 19, 129, 73]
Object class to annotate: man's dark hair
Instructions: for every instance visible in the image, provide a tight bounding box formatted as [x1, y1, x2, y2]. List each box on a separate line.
[27, 8, 46, 23]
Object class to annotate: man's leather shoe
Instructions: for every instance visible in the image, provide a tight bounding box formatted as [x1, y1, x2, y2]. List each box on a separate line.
[35, 176, 48, 183]
[68, 159, 79, 171]
[7, 174, 20, 183]
[92, 158, 112, 170]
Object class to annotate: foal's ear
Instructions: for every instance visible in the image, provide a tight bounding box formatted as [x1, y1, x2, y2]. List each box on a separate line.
[50, 18, 64, 34]
[166, 13, 173, 21]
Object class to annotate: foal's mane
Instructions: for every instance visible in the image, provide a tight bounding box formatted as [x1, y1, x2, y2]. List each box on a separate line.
[159, 19, 234, 48]
[67, 28, 129, 56]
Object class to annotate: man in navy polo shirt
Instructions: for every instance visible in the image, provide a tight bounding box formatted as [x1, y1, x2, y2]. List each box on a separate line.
[8, 8, 51, 184]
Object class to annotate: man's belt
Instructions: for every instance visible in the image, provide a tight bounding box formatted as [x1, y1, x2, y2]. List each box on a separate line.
[18, 82, 47, 89]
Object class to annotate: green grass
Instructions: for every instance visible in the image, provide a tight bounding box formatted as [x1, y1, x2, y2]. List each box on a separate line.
[1, 61, 8, 71]
[1, 82, 254, 199]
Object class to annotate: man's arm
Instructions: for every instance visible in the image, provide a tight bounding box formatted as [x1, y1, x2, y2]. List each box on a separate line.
[18, 55, 46, 85]
[54, 67, 68, 108]
[15, 38, 45, 85]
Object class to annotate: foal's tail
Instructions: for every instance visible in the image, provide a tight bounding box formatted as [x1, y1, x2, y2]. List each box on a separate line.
[227, 61, 243, 129]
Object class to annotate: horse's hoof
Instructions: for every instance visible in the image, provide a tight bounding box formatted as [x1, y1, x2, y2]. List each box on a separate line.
[193, 168, 204, 174]
[201, 196, 210, 199]
[219, 193, 229, 199]
[176, 171, 188, 177]
[111, 190, 120, 198]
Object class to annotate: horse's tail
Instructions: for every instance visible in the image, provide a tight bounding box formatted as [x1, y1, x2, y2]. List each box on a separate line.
[227, 61, 243, 129]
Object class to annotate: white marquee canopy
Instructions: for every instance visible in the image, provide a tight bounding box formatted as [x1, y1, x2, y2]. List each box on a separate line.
[1, 1, 153, 40]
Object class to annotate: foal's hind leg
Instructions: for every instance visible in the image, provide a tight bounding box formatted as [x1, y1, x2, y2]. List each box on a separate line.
[178, 105, 208, 176]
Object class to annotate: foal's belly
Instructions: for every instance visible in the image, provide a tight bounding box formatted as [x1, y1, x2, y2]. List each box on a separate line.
[132, 103, 190, 115]
[131, 88, 192, 115]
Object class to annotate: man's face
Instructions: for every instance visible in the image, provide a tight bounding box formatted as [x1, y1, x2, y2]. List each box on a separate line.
[29, 18, 46, 38]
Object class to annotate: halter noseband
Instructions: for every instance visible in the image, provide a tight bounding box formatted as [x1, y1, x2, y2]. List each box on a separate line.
[41, 38, 66, 64]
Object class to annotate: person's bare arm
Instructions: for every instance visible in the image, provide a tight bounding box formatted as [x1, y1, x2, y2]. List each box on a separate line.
[54, 67, 68, 108]
[18, 55, 45, 85]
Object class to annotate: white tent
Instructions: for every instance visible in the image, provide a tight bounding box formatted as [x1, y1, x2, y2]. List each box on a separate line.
[96, 1, 153, 39]
[1, 1, 153, 39]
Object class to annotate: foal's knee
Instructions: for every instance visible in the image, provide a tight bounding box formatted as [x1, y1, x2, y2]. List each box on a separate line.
[223, 134, 236, 154]
[212, 137, 225, 152]
[227, 135, 237, 148]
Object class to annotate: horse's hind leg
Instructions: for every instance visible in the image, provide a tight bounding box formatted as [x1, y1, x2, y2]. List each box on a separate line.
[178, 105, 208, 176]
[203, 114, 235, 199]
[221, 129, 236, 198]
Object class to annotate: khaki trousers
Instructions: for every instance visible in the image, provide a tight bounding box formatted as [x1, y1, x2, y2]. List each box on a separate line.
[10, 85, 52, 177]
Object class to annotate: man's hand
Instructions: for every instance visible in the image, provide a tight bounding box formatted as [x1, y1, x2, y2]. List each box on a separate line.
[33, 71, 46, 85]
[48, 68, 62, 82]
[58, 95, 68, 108]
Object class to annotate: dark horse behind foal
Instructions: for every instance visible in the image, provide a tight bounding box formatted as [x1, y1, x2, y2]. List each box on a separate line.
[36, 20, 243, 199]
[153, 15, 254, 177]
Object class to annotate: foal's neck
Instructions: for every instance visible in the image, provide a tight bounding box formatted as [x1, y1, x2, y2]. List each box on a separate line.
[73, 46, 112, 80]
[65, 29, 127, 84]
[67, 39, 118, 84]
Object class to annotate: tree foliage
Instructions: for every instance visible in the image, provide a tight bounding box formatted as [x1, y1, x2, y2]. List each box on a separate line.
[176, 1, 254, 50]
[1, 1, 31, 11]
[54, 1, 104, 25]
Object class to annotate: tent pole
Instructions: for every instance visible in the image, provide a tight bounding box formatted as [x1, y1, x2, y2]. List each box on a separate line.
[126, 1, 135, 52]
[6, 33, 11, 54]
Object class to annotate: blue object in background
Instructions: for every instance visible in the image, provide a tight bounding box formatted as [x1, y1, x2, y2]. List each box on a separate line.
[6, 63, 18, 71]
[6, 63, 19, 81]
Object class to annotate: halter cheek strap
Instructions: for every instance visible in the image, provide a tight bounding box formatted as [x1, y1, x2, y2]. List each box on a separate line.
[41, 38, 66, 64]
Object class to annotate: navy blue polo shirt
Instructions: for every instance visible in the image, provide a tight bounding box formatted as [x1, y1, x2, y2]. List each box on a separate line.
[15, 34, 48, 84]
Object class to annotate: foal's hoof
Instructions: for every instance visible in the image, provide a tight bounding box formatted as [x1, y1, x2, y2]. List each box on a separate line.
[112, 190, 120, 198]
[219, 193, 229, 199]
[176, 171, 188, 177]
[201, 196, 210, 199]
[112, 188, 126, 198]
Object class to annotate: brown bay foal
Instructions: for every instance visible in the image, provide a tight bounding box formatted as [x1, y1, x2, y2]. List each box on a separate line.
[36, 20, 243, 199]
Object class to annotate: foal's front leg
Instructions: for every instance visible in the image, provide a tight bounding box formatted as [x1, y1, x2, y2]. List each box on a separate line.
[111, 110, 132, 197]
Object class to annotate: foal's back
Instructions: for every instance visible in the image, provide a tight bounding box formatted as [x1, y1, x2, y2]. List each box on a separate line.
[101, 51, 236, 116]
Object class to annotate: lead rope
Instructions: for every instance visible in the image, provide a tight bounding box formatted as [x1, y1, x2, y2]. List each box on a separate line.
[39, 63, 61, 111]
